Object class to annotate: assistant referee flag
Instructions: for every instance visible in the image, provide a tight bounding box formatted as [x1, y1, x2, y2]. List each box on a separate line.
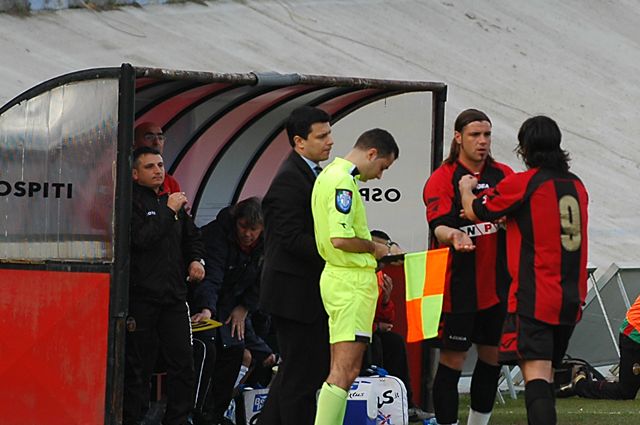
[404, 248, 448, 342]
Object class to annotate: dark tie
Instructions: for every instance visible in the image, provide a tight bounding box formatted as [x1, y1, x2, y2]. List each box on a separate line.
[314, 165, 322, 176]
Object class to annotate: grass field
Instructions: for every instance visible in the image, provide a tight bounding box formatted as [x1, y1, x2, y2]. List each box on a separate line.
[410, 394, 640, 425]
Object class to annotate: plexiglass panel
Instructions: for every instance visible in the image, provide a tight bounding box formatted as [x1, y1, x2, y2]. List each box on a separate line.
[0, 79, 119, 261]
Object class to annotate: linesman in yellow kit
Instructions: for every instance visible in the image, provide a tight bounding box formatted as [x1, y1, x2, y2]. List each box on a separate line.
[311, 128, 399, 425]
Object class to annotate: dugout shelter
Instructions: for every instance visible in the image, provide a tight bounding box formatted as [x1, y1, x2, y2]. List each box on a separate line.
[0, 64, 447, 425]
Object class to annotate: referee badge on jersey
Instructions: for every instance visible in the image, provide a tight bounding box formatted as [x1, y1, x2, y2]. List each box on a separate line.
[335, 189, 353, 214]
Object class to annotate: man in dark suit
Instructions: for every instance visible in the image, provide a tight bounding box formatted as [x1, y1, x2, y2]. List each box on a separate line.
[258, 106, 334, 425]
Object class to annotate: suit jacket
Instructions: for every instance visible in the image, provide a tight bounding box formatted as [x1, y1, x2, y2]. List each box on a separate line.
[259, 150, 326, 324]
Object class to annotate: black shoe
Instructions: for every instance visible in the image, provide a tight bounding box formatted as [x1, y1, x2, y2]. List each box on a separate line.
[572, 368, 588, 389]
[192, 411, 217, 425]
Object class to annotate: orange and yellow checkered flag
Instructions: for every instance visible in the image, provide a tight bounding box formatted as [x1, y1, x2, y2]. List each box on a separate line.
[404, 248, 449, 342]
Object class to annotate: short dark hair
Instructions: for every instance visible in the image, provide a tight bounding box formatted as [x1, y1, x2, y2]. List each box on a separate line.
[370, 229, 391, 240]
[516, 115, 570, 172]
[285, 106, 331, 147]
[133, 146, 161, 167]
[443, 108, 493, 165]
[354, 128, 399, 160]
[231, 197, 263, 227]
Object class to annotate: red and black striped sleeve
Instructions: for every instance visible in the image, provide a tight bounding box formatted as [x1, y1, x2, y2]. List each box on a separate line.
[471, 169, 535, 222]
[423, 163, 459, 230]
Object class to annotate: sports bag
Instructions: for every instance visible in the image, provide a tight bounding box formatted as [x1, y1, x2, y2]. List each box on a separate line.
[554, 355, 605, 398]
[343, 375, 409, 425]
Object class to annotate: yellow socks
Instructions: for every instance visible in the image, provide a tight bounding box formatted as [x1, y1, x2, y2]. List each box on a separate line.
[314, 382, 348, 425]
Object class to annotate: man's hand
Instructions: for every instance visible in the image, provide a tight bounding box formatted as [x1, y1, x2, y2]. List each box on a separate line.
[434, 225, 475, 252]
[458, 175, 480, 222]
[388, 243, 403, 256]
[458, 174, 478, 193]
[373, 241, 389, 260]
[377, 322, 393, 332]
[381, 273, 393, 304]
[386, 242, 405, 266]
[450, 229, 475, 252]
[191, 308, 212, 323]
[188, 261, 205, 282]
[226, 305, 249, 340]
[167, 191, 188, 213]
[263, 353, 277, 367]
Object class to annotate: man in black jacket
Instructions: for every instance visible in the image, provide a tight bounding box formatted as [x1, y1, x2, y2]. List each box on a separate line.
[258, 106, 333, 425]
[192, 197, 268, 425]
[124, 147, 205, 425]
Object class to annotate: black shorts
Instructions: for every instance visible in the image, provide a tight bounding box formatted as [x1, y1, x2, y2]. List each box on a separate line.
[427, 302, 507, 351]
[499, 313, 575, 368]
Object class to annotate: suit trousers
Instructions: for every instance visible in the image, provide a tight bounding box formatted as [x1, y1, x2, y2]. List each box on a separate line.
[258, 315, 330, 425]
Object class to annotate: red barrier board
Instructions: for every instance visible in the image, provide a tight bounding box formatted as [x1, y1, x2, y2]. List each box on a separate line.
[0, 269, 110, 425]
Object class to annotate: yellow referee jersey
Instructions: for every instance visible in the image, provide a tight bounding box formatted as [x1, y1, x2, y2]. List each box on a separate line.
[311, 157, 376, 269]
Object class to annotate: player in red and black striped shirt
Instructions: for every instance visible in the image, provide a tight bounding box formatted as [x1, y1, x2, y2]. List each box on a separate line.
[460, 115, 588, 425]
[423, 109, 513, 425]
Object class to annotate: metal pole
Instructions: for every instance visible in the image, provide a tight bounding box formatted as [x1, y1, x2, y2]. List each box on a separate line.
[615, 270, 631, 310]
[430, 88, 447, 173]
[503, 366, 517, 400]
[106, 62, 136, 425]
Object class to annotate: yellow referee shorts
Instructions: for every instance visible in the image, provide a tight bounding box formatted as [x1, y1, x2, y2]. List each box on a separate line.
[319, 266, 378, 344]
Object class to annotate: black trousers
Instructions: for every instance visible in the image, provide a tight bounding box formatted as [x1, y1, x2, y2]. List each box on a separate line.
[371, 330, 415, 404]
[123, 299, 194, 425]
[193, 335, 216, 413]
[574, 333, 640, 399]
[245, 349, 275, 388]
[193, 333, 244, 424]
[258, 315, 330, 425]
